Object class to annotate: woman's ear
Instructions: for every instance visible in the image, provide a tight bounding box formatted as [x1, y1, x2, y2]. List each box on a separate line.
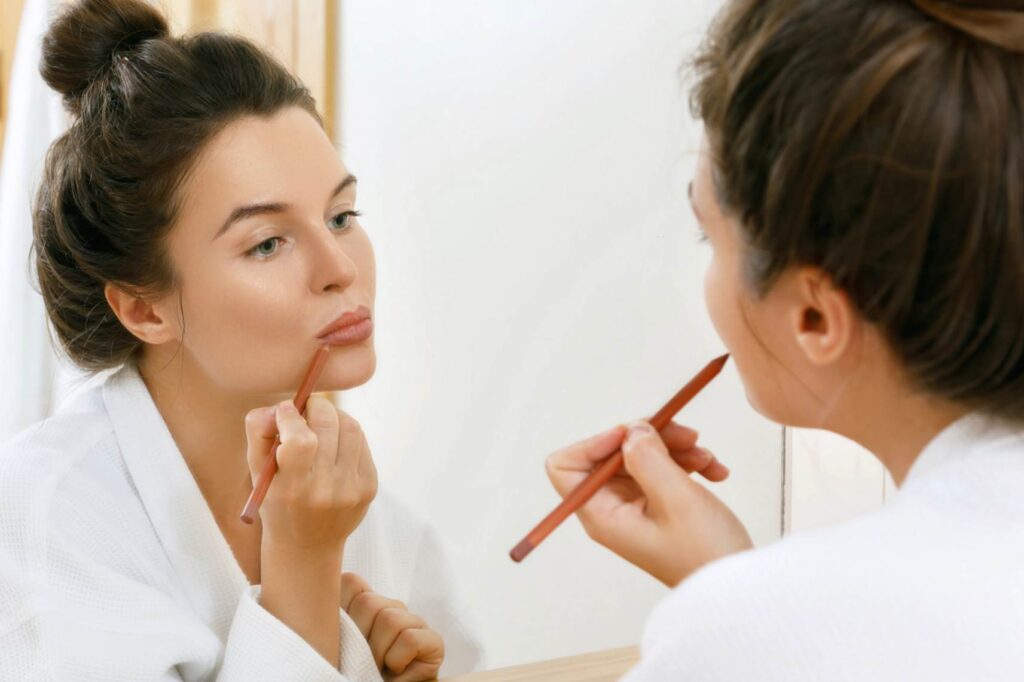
[104, 282, 180, 345]
[788, 267, 856, 367]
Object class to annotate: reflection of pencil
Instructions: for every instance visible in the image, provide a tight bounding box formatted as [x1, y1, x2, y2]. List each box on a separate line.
[509, 353, 729, 562]
[239, 345, 331, 524]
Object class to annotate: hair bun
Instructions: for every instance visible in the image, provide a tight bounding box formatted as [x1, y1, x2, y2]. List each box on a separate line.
[912, 0, 1024, 53]
[40, 0, 169, 114]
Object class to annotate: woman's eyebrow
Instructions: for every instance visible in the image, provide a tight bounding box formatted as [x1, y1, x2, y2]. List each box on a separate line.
[213, 174, 357, 240]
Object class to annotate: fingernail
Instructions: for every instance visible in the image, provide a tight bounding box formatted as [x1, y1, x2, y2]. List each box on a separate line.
[625, 421, 653, 446]
[278, 401, 296, 413]
[627, 421, 653, 435]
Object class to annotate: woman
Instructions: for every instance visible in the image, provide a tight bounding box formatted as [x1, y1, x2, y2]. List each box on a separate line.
[0, 0, 480, 680]
[547, 0, 1024, 679]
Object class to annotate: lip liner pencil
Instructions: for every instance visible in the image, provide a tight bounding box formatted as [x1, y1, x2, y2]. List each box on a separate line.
[510, 353, 729, 562]
[240, 344, 331, 525]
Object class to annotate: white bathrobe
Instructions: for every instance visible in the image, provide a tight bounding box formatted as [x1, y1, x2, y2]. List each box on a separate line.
[622, 412, 1024, 681]
[0, 362, 483, 681]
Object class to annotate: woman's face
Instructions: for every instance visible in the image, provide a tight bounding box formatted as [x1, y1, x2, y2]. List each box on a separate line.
[158, 106, 376, 396]
[692, 135, 825, 426]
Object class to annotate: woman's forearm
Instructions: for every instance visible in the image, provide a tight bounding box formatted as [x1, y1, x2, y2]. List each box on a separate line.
[259, 541, 343, 667]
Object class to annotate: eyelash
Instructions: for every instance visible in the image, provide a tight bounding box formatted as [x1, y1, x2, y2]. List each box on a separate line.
[695, 227, 709, 244]
[247, 210, 362, 261]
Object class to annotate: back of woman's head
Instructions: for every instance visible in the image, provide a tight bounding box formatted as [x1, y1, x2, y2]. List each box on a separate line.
[691, 0, 1024, 420]
[34, 0, 320, 371]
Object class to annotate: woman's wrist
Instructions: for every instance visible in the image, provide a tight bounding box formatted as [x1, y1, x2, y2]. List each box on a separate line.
[259, 540, 345, 667]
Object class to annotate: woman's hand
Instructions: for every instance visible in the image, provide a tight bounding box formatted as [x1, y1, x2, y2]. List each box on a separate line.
[245, 395, 378, 553]
[546, 421, 753, 586]
[340, 572, 446, 682]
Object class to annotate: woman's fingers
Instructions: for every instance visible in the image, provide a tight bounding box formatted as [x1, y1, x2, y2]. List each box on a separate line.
[545, 425, 627, 498]
[243, 405, 278, 475]
[384, 628, 445, 680]
[335, 409, 367, 473]
[339, 572, 372, 612]
[547, 421, 698, 474]
[547, 421, 727, 498]
[544, 420, 751, 586]
[368, 607, 427, 671]
[547, 424, 628, 472]
[620, 421, 694, 516]
[668, 445, 730, 481]
[659, 421, 700, 450]
[303, 395, 339, 472]
[699, 456, 730, 482]
[338, 573, 445, 680]
[348, 590, 407, 640]
[274, 400, 319, 475]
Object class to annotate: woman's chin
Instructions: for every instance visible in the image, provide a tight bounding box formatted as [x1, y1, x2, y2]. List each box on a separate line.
[321, 350, 376, 391]
[743, 383, 790, 426]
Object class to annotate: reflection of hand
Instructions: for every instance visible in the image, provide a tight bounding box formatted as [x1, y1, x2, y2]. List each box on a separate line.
[340, 573, 446, 682]
[244, 396, 378, 551]
[243, 396, 379, 664]
[546, 421, 753, 587]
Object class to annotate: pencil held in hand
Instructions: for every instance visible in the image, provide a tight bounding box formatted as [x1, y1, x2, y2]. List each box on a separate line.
[239, 345, 331, 524]
[509, 353, 729, 562]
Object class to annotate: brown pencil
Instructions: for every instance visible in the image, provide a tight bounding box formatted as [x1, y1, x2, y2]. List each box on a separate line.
[509, 353, 729, 562]
[240, 344, 332, 524]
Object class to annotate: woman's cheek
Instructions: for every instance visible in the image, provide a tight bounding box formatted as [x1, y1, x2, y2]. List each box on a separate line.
[703, 254, 762, 405]
[703, 257, 732, 350]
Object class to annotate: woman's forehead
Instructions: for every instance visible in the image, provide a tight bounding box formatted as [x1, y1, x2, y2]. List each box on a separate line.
[176, 109, 349, 230]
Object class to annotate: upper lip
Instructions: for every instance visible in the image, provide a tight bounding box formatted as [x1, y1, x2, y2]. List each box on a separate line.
[316, 305, 372, 338]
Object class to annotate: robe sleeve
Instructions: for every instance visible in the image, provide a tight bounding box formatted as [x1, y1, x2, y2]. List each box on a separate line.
[0, 559, 385, 681]
[0, 454, 383, 682]
[221, 585, 383, 682]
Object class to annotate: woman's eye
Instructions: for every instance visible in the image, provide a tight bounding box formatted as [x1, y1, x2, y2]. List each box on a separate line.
[695, 227, 709, 244]
[249, 237, 282, 259]
[329, 210, 361, 232]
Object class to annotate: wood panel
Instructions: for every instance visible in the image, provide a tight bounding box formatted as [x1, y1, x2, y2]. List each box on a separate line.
[170, 0, 337, 142]
[0, 0, 337, 157]
[443, 647, 640, 682]
[0, 0, 27, 159]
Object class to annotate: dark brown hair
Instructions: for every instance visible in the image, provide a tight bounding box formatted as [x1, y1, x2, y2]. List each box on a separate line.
[691, 0, 1024, 420]
[33, 0, 321, 371]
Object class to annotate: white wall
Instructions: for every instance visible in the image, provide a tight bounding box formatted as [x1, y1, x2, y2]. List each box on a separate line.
[337, 0, 784, 669]
[787, 428, 895, 534]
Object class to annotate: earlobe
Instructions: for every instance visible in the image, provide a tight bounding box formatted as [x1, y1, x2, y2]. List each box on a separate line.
[103, 282, 177, 345]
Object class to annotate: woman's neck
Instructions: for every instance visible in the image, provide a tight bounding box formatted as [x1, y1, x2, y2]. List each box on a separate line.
[822, 356, 969, 487]
[135, 348, 282, 524]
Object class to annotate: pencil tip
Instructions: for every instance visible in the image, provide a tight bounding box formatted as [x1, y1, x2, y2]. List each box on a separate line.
[510, 539, 535, 563]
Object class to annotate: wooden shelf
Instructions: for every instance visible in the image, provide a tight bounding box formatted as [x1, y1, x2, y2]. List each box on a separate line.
[442, 646, 640, 682]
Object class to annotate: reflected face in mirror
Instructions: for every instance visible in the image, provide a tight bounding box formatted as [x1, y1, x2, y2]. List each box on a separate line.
[691, 135, 822, 425]
[149, 106, 376, 395]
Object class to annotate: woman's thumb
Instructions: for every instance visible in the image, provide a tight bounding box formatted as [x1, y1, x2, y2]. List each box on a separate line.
[243, 405, 279, 475]
[621, 421, 688, 514]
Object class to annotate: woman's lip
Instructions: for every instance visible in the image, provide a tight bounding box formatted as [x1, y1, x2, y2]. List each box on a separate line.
[319, 318, 373, 345]
[316, 305, 371, 338]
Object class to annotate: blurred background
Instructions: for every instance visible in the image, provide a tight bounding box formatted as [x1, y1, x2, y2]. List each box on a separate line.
[0, 0, 894, 670]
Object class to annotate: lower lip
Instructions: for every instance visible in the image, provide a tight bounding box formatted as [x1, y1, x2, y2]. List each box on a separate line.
[318, 318, 373, 345]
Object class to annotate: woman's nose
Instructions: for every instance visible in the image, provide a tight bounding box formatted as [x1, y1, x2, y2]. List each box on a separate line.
[308, 223, 358, 293]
